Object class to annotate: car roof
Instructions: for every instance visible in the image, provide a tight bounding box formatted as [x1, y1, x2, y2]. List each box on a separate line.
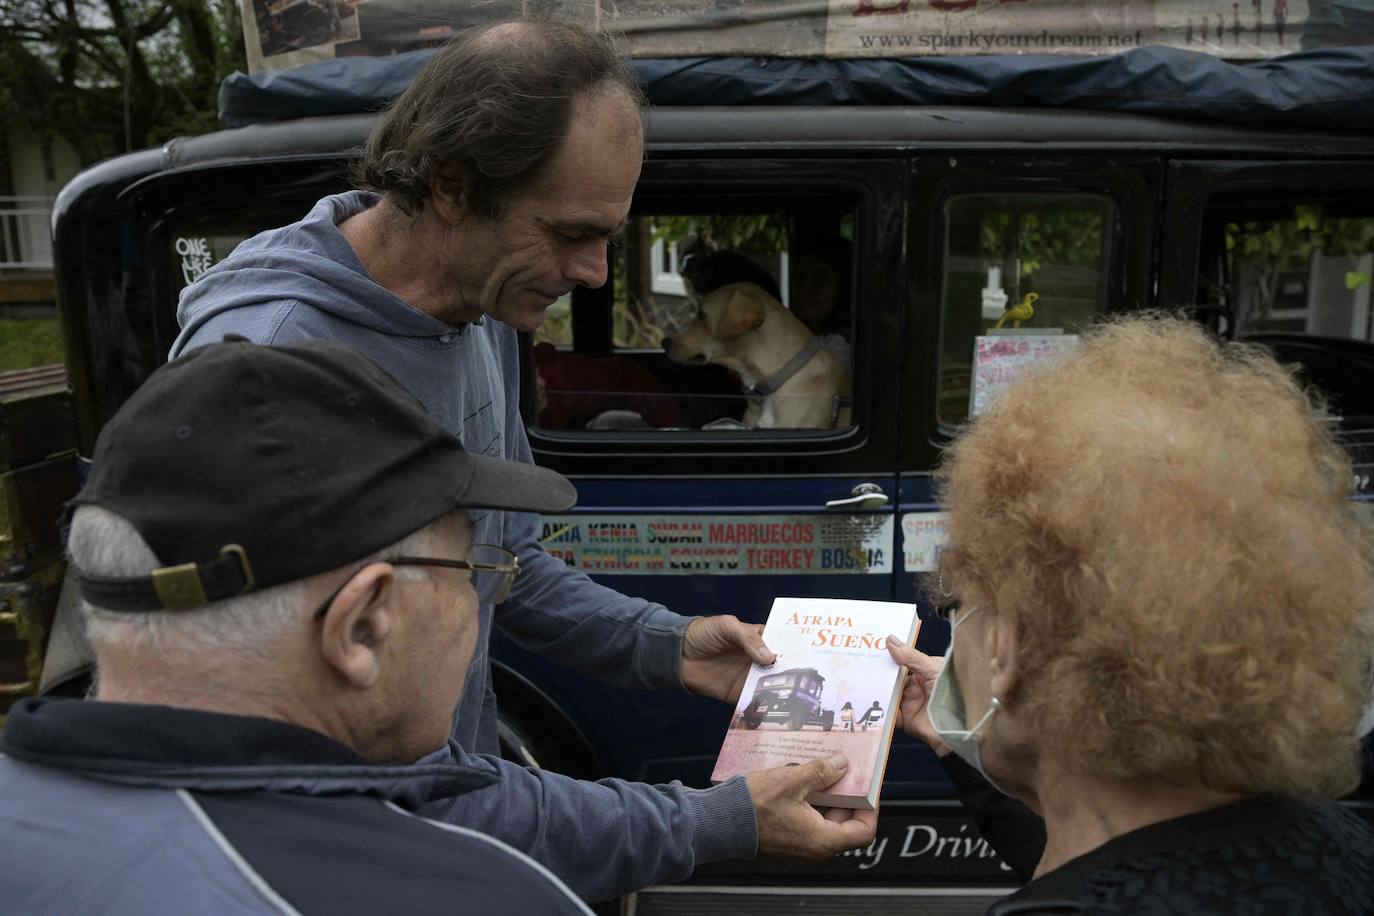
[158, 106, 1374, 173]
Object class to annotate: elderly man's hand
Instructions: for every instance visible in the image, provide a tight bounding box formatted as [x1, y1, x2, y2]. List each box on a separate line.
[747, 755, 877, 859]
[682, 615, 775, 704]
[886, 635, 950, 756]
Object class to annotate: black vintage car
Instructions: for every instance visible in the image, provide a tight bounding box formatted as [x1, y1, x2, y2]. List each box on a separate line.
[741, 667, 836, 732]
[9, 44, 1374, 915]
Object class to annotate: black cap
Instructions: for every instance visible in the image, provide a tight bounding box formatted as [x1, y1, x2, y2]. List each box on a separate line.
[71, 337, 576, 611]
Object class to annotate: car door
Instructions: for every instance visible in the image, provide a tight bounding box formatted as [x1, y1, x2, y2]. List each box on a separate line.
[502, 154, 908, 788]
[896, 151, 1161, 776]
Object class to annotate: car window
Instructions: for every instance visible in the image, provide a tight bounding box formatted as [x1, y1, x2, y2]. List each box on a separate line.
[533, 215, 793, 353]
[165, 201, 326, 296]
[1191, 192, 1374, 424]
[937, 193, 1111, 428]
[170, 230, 253, 289]
[1213, 203, 1374, 341]
[531, 201, 857, 435]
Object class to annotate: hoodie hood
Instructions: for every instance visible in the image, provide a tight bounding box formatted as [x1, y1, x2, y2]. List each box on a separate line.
[1, 696, 497, 809]
[170, 191, 453, 357]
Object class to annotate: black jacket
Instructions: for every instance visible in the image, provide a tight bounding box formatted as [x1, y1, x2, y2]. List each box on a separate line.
[940, 755, 1374, 915]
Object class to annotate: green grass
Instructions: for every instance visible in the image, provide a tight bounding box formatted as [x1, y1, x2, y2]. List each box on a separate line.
[0, 318, 65, 372]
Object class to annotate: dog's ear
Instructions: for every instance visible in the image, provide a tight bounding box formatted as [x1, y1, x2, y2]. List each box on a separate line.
[714, 286, 768, 339]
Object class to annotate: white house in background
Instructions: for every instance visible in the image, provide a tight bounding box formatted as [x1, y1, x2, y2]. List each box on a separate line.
[3, 123, 81, 275]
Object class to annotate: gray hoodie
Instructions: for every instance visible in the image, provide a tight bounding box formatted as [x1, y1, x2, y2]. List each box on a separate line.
[170, 191, 756, 900]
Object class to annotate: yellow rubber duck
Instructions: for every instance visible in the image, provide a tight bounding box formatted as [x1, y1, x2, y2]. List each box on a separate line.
[994, 292, 1039, 330]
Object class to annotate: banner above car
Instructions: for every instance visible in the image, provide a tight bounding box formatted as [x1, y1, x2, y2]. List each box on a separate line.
[240, 0, 1370, 74]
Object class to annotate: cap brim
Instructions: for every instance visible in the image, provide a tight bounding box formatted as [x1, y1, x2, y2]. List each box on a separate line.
[462, 453, 578, 515]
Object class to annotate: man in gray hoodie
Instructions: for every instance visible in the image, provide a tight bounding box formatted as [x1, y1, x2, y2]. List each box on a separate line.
[167, 16, 877, 903]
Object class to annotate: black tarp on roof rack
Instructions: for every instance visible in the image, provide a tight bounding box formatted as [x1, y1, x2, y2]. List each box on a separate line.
[219, 44, 1374, 131]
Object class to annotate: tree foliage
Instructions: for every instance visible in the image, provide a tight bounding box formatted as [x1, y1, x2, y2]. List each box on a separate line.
[0, 0, 246, 165]
[1228, 206, 1374, 265]
[981, 208, 1104, 280]
[1226, 206, 1374, 314]
[651, 214, 788, 257]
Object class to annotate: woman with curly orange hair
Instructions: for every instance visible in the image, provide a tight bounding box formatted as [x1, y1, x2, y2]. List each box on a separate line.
[888, 315, 1374, 914]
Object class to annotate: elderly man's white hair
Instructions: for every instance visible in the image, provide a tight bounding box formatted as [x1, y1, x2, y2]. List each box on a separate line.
[69, 504, 436, 657]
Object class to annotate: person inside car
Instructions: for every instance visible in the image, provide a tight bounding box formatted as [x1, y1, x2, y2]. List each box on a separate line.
[155, 17, 876, 899]
[886, 315, 1374, 914]
[790, 236, 853, 377]
[0, 338, 595, 914]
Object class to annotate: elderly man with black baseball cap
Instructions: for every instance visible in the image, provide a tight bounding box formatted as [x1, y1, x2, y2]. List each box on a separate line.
[0, 338, 594, 913]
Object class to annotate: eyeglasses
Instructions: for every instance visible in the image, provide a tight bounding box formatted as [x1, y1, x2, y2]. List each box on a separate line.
[390, 544, 520, 606]
[312, 544, 519, 619]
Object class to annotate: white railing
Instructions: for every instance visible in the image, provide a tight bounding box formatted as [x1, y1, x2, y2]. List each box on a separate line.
[0, 197, 55, 270]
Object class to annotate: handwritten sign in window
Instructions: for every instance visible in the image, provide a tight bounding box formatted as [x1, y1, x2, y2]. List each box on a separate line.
[970, 333, 1079, 417]
[175, 237, 214, 286]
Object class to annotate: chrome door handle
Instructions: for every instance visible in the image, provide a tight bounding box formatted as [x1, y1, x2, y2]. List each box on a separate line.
[825, 483, 890, 510]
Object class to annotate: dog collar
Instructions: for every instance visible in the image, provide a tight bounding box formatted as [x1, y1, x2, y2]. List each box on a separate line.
[748, 336, 824, 397]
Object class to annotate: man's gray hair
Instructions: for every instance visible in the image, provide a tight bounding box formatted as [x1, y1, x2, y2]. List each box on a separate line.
[69, 505, 435, 657]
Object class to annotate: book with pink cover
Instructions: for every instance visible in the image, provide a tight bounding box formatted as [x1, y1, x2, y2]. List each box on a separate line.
[710, 597, 920, 810]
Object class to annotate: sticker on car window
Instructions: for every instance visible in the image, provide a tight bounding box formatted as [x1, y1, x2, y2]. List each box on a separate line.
[901, 512, 949, 573]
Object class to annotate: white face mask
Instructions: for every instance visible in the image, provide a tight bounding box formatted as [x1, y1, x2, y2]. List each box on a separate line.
[927, 606, 1012, 795]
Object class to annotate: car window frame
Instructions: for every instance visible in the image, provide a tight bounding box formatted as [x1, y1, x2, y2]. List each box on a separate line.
[522, 155, 909, 478]
[904, 155, 1161, 469]
[1159, 159, 1374, 330]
